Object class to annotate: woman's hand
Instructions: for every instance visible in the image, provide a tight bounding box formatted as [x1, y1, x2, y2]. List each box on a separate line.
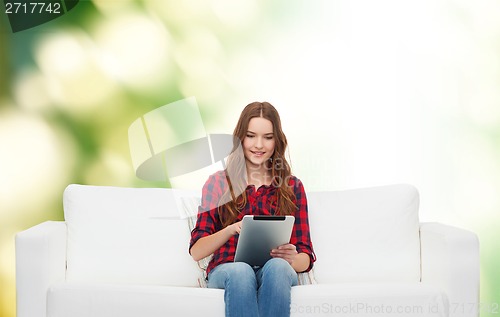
[270, 243, 298, 265]
[226, 221, 242, 236]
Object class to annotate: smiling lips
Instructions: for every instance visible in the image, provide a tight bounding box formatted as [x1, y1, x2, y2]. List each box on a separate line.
[251, 151, 265, 157]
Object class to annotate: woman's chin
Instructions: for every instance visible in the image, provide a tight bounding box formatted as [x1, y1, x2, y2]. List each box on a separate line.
[245, 158, 268, 169]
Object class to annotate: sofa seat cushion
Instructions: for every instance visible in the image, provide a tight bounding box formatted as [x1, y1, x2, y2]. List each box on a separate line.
[291, 283, 448, 317]
[47, 282, 447, 317]
[47, 282, 225, 317]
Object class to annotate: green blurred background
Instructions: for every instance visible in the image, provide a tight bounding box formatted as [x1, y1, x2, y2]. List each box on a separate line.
[1, 0, 499, 316]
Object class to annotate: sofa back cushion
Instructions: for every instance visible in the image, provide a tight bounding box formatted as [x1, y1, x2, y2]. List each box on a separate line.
[307, 184, 420, 283]
[64, 183, 420, 286]
[63, 184, 201, 286]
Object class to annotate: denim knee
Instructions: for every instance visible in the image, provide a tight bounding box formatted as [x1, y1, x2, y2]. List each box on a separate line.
[261, 258, 298, 286]
[229, 262, 255, 282]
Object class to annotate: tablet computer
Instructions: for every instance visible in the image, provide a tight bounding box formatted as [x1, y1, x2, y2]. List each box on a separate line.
[234, 215, 295, 267]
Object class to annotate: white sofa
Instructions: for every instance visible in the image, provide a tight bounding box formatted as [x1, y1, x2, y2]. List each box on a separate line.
[16, 184, 479, 317]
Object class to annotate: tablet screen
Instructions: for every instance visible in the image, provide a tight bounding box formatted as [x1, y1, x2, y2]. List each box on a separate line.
[234, 215, 295, 267]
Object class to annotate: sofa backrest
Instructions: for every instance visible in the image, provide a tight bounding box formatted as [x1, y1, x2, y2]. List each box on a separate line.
[64, 183, 421, 286]
[64, 184, 201, 287]
[307, 184, 421, 283]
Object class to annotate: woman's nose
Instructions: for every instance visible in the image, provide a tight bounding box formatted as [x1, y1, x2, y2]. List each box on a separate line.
[255, 137, 263, 148]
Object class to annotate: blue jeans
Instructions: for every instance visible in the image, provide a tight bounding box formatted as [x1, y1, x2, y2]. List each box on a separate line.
[207, 258, 298, 317]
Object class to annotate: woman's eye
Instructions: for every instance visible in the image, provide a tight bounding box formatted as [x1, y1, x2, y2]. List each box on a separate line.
[246, 134, 254, 138]
[265, 136, 273, 140]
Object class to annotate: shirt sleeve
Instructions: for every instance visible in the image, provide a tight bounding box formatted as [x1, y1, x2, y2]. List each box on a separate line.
[189, 173, 224, 254]
[289, 177, 316, 272]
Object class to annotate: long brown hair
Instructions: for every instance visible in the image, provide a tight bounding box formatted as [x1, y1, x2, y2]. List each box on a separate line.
[218, 102, 297, 227]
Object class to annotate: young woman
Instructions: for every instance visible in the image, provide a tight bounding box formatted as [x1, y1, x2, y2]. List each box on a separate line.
[189, 102, 315, 317]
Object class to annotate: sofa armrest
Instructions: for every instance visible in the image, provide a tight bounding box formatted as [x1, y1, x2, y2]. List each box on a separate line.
[16, 221, 67, 317]
[420, 222, 479, 317]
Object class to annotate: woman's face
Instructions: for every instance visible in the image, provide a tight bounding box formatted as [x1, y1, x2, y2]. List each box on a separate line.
[243, 117, 275, 170]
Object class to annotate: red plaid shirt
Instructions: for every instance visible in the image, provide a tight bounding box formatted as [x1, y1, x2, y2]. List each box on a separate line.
[189, 170, 316, 275]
